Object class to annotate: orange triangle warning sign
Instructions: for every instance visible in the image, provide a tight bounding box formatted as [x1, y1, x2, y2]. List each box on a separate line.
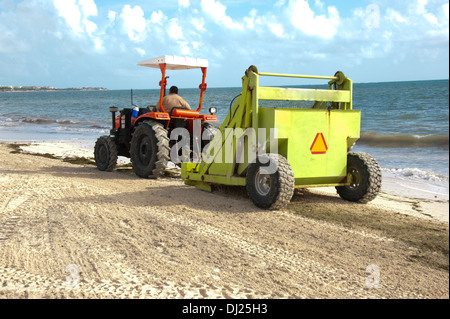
[310, 133, 328, 154]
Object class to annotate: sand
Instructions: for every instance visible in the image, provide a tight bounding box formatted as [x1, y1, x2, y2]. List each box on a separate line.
[17, 141, 450, 223]
[0, 142, 448, 299]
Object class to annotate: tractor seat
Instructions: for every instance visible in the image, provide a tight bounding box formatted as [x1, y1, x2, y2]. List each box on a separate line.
[171, 108, 200, 118]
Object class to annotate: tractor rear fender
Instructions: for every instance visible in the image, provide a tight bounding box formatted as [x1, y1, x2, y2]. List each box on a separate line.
[201, 114, 218, 122]
[136, 112, 170, 122]
[133, 113, 170, 131]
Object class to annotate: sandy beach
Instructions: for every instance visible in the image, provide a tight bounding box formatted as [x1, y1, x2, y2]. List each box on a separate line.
[0, 141, 448, 299]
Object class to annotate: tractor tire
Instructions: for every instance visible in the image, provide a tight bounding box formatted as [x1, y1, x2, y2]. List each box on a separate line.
[246, 154, 295, 210]
[94, 135, 118, 172]
[336, 152, 382, 203]
[130, 120, 170, 178]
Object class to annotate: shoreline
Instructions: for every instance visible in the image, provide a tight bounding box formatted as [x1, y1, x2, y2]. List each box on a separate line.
[3, 140, 448, 224]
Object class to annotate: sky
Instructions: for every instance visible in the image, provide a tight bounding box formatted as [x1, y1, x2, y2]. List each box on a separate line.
[0, 0, 449, 89]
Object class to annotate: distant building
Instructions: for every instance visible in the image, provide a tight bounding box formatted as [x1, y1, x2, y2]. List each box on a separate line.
[0, 85, 13, 91]
[0, 85, 106, 91]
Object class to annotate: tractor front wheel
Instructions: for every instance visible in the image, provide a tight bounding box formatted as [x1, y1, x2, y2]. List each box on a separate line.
[94, 136, 118, 171]
[336, 152, 382, 203]
[130, 120, 170, 178]
[246, 154, 295, 210]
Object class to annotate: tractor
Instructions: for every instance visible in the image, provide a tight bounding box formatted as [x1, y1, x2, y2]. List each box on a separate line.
[181, 66, 382, 209]
[94, 55, 218, 178]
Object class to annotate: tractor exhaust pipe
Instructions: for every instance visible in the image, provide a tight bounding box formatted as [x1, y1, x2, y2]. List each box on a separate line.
[109, 106, 118, 130]
[164, 76, 169, 97]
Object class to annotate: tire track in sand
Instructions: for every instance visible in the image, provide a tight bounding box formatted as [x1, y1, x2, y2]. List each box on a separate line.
[0, 264, 272, 299]
[0, 183, 269, 299]
[0, 193, 33, 242]
[145, 207, 425, 299]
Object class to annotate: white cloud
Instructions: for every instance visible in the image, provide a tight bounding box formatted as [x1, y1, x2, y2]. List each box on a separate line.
[201, 0, 243, 30]
[244, 9, 257, 29]
[2, 0, 448, 88]
[386, 9, 407, 23]
[424, 12, 439, 24]
[180, 42, 191, 55]
[413, 0, 440, 24]
[178, 0, 190, 8]
[83, 20, 97, 35]
[416, 0, 429, 14]
[120, 5, 147, 42]
[78, 0, 97, 17]
[192, 17, 206, 31]
[150, 10, 165, 25]
[53, 0, 98, 37]
[315, 0, 324, 11]
[135, 48, 146, 56]
[167, 18, 184, 40]
[268, 23, 285, 38]
[108, 11, 117, 21]
[93, 37, 104, 52]
[53, 0, 83, 35]
[288, 0, 340, 39]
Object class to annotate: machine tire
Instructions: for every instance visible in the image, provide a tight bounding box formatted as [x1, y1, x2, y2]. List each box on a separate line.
[202, 122, 219, 137]
[94, 135, 118, 172]
[246, 154, 295, 210]
[200, 122, 219, 159]
[130, 120, 170, 178]
[336, 152, 382, 203]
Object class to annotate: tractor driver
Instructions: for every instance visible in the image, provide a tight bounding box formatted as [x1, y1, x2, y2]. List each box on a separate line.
[159, 86, 191, 114]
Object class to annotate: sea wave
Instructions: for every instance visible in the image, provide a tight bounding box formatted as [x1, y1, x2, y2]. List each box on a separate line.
[359, 131, 449, 150]
[1, 116, 448, 151]
[383, 168, 449, 183]
[4, 117, 80, 125]
[55, 126, 108, 134]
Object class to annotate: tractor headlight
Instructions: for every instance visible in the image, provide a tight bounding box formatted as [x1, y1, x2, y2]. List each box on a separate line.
[209, 107, 217, 115]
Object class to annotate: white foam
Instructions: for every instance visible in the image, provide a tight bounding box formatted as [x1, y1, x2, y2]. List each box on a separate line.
[383, 168, 449, 183]
[382, 168, 449, 202]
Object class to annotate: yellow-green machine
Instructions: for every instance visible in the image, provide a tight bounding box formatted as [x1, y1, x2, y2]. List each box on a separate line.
[181, 66, 382, 209]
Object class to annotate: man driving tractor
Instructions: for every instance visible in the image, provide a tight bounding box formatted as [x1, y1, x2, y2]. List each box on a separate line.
[159, 86, 191, 113]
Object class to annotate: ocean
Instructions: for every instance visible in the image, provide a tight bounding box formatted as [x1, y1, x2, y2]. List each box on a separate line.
[0, 80, 448, 199]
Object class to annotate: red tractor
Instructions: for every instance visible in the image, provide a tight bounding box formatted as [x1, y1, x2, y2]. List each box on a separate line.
[94, 55, 218, 178]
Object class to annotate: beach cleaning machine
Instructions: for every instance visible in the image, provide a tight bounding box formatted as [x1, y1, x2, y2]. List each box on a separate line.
[181, 65, 382, 209]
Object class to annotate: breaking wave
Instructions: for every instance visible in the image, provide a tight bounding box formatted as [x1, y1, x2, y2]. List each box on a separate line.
[383, 167, 449, 183]
[5, 117, 80, 125]
[359, 131, 449, 150]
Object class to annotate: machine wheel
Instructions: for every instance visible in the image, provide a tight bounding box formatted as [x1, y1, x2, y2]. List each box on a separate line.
[130, 120, 170, 178]
[94, 136, 118, 171]
[202, 122, 219, 138]
[246, 154, 295, 210]
[336, 152, 382, 203]
[200, 123, 219, 160]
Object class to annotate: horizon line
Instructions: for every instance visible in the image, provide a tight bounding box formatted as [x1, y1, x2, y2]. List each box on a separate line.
[3, 78, 448, 92]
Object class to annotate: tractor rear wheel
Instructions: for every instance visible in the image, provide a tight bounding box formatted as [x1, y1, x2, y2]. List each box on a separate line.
[246, 154, 295, 210]
[130, 120, 170, 178]
[336, 152, 382, 203]
[94, 136, 118, 171]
